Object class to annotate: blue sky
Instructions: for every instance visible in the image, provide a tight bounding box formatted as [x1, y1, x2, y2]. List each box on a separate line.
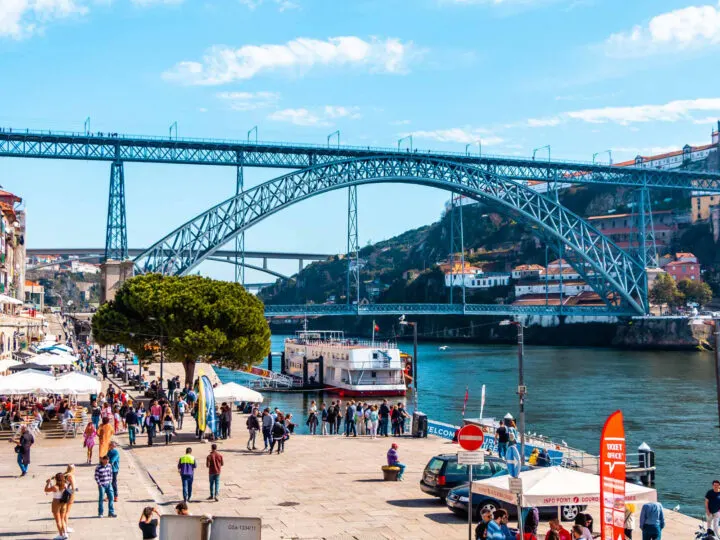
[0, 0, 719, 282]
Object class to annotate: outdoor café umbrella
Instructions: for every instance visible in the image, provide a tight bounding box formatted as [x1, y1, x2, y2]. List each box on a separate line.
[213, 382, 264, 403]
[472, 466, 657, 508]
[0, 369, 57, 394]
[33, 353, 76, 367]
[54, 372, 101, 395]
[0, 359, 20, 374]
[8, 362, 52, 373]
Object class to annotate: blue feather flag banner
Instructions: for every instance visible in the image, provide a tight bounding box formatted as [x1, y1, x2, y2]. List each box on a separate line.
[201, 375, 218, 436]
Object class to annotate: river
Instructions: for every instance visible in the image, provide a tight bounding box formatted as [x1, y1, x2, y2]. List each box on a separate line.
[217, 335, 716, 516]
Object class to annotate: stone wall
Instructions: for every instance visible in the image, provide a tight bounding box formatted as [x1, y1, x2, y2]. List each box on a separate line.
[612, 317, 714, 350]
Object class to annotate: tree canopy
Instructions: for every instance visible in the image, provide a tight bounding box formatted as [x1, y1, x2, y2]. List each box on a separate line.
[649, 272, 683, 312]
[92, 274, 271, 385]
[678, 279, 713, 307]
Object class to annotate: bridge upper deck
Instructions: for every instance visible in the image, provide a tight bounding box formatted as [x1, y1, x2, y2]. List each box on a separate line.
[2, 128, 720, 191]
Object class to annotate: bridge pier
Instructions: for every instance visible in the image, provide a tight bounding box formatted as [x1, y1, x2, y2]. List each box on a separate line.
[100, 259, 134, 303]
[105, 159, 128, 261]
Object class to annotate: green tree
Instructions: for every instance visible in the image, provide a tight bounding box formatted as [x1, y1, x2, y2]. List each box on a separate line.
[92, 274, 271, 386]
[677, 279, 713, 307]
[649, 272, 681, 313]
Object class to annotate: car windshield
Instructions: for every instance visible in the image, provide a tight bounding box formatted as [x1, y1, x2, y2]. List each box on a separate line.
[426, 458, 445, 474]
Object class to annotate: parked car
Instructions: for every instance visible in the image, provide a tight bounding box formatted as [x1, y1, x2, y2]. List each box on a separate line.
[445, 481, 585, 522]
[420, 453, 507, 500]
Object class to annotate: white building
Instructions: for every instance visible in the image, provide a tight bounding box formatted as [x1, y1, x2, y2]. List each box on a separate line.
[511, 264, 545, 280]
[71, 260, 100, 274]
[514, 279, 593, 297]
[443, 263, 511, 289]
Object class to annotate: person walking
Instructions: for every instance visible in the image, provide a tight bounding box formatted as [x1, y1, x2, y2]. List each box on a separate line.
[95, 454, 117, 518]
[261, 408, 273, 451]
[107, 441, 120, 503]
[176, 397, 187, 430]
[624, 504, 636, 539]
[335, 400, 343, 434]
[246, 409, 260, 451]
[44, 472, 69, 540]
[91, 401, 101, 430]
[163, 408, 175, 445]
[206, 443, 224, 502]
[63, 464, 77, 534]
[640, 501, 665, 540]
[706, 480, 720, 537]
[97, 417, 114, 459]
[178, 447, 197, 502]
[13, 424, 34, 476]
[269, 414, 288, 454]
[81, 420, 97, 463]
[327, 402, 336, 435]
[386, 443, 406, 480]
[320, 403, 329, 435]
[126, 406, 139, 447]
[486, 509, 510, 540]
[495, 420, 509, 459]
[138, 506, 161, 540]
[306, 405, 318, 435]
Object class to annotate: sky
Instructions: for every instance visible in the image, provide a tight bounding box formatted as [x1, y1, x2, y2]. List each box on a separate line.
[1, 0, 719, 283]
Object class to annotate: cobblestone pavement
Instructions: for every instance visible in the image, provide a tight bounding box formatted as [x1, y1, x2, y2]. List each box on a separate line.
[0, 408, 703, 540]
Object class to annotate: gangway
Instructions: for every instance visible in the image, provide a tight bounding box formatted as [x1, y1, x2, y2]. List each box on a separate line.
[227, 365, 295, 390]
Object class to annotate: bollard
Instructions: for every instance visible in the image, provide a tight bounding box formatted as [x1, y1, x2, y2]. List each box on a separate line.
[638, 442, 655, 486]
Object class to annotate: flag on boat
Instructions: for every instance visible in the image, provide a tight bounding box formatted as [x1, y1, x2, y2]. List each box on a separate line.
[374, 322, 380, 332]
[462, 386, 469, 418]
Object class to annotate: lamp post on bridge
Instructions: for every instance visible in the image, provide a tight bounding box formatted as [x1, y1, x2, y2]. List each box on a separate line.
[327, 130, 340, 148]
[592, 150, 613, 165]
[398, 135, 413, 152]
[247, 126, 258, 143]
[465, 141, 481, 157]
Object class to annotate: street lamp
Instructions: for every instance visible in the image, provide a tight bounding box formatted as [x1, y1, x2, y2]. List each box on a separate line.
[399, 315, 418, 412]
[148, 317, 164, 393]
[500, 318, 526, 535]
[499, 319, 526, 461]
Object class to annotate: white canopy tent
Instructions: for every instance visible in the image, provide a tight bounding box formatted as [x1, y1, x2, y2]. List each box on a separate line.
[0, 294, 23, 305]
[213, 382, 264, 403]
[39, 344, 73, 353]
[54, 372, 101, 395]
[472, 466, 657, 508]
[0, 359, 20, 374]
[33, 353, 76, 367]
[0, 369, 58, 395]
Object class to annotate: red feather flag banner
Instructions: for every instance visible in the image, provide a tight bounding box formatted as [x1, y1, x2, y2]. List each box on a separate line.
[461, 386, 469, 418]
[600, 410, 626, 540]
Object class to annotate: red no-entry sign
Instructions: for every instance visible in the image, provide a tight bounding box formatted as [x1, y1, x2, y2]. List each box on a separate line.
[457, 424, 484, 452]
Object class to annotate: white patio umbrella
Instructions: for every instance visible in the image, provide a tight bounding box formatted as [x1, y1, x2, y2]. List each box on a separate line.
[33, 353, 76, 367]
[213, 382, 264, 403]
[0, 369, 58, 395]
[472, 466, 657, 508]
[54, 372, 101, 395]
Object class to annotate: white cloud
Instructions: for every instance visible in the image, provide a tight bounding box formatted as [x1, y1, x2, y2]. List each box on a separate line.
[216, 91, 280, 111]
[693, 116, 720, 125]
[411, 127, 503, 146]
[604, 2, 720, 57]
[390, 120, 411, 126]
[0, 0, 88, 39]
[268, 106, 361, 127]
[0, 0, 182, 39]
[525, 98, 720, 127]
[163, 36, 419, 86]
[239, 0, 298, 11]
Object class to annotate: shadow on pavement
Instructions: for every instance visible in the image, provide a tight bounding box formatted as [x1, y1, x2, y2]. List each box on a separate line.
[425, 512, 464, 524]
[386, 498, 444, 508]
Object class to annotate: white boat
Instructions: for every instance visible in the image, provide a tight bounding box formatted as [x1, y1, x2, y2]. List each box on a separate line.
[283, 331, 407, 397]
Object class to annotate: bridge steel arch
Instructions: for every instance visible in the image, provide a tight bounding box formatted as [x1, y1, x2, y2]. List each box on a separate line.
[134, 156, 648, 314]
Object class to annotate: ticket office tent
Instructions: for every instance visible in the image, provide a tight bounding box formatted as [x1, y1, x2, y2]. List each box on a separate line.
[472, 466, 657, 508]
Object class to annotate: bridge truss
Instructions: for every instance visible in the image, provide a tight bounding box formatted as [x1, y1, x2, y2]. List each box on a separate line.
[7, 127, 720, 317]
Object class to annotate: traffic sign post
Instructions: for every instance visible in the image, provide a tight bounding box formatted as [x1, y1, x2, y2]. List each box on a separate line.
[456, 426, 485, 540]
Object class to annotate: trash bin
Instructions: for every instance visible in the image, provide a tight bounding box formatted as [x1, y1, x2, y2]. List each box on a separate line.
[412, 411, 428, 438]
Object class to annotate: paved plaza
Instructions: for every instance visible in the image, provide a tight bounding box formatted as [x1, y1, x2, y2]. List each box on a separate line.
[0, 407, 704, 540]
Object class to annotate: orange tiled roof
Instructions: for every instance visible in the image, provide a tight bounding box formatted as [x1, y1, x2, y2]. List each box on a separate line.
[25, 280, 40, 287]
[0, 190, 21, 203]
[675, 252, 696, 259]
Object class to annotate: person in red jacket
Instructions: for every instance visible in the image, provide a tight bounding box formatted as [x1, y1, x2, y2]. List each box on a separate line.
[545, 519, 571, 540]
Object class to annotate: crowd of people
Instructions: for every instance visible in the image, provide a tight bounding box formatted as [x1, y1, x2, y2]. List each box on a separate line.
[301, 399, 411, 438]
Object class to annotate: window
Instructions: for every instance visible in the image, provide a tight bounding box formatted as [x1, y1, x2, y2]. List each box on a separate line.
[372, 352, 378, 360]
[682, 265, 687, 272]
[371, 371, 377, 378]
[426, 458, 445, 474]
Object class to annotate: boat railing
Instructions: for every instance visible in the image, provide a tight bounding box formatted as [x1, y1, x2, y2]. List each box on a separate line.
[333, 359, 400, 370]
[285, 338, 397, 350]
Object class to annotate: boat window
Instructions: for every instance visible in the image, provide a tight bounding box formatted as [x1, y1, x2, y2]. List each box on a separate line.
[371, 371, 377, 378]
[372, 352, 378, 359]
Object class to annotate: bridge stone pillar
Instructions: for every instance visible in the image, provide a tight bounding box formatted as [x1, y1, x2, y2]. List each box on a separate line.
[100, 259, 134, 303]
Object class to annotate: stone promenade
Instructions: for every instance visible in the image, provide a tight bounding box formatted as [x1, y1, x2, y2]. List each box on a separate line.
[0, 413, 704, 540]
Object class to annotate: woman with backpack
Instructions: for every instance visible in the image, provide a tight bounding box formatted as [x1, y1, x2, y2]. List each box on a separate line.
[269, 414, 289, 454]
[44, 472, 69, 540]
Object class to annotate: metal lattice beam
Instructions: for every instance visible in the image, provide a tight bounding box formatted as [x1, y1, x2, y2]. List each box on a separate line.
[1, 129, 720, 191]
[104, 160, 127, 261]
[264, 303, 637, 317]
[347, 186, 359, 306]
[134, 156, 649, 314]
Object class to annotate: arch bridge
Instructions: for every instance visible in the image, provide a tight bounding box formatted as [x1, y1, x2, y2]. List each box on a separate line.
[4, 127, 720, 317]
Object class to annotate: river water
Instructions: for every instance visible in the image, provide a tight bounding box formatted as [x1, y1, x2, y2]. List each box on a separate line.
[217, 335, 717, 516]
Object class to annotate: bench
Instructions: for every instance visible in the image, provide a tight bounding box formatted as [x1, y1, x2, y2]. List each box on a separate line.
[381, 465, 401, 481]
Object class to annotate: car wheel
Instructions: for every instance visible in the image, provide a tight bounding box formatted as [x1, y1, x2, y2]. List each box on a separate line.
[476, 500, 498, 521]
[561, 505, 580, 521]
